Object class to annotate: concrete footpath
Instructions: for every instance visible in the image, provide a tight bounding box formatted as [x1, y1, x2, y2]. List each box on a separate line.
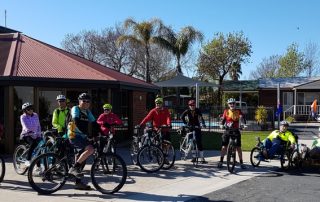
[0, 138, 314, 202]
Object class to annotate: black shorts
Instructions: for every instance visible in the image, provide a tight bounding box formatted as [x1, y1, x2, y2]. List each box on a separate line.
[221, 130, 241, 147]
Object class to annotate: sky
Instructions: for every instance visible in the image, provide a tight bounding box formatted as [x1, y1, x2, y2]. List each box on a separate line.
[1, 0, 320, 80]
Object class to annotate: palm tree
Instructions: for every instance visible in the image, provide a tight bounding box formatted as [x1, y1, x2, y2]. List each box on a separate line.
[229, 62, 242, 80]
[117, 18, 164, 83]
[154, 26, 203, 74]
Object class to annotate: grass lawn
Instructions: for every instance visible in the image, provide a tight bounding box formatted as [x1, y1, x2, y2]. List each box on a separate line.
[170, 130, 270, 151]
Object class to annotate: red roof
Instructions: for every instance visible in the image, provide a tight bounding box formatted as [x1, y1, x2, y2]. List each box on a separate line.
[0, 30, 156, 89]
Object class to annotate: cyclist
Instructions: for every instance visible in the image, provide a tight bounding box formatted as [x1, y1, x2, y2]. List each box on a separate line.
[97, 103, 123, 136]
[218, 98, 247, 169]
[67, 93, 97, 190]
[139, 97, 171, 163]
[20, 102, 42, 167]
[260, 120, 296, 160]
[52, 95, 70, 136]
[181, 99, 207, 164]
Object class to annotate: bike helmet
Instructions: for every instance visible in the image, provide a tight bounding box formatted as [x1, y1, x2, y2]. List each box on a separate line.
[103, 103, 112, 110]
[78, 93, 91, 100]
[280, 120, 289, 127]
[22, 102, 33, 110]
[56, 94, 66, 101]
[227, 98, 236, 104]
[188, 100, 196, 106]
[155, 97, 163, 104]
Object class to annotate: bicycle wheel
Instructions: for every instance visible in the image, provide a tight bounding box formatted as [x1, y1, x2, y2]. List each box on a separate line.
[226, 143, 236, 173]
[192, 142, 199, 166]
[137, 144, 164, 173]
[280, 152, 291, 170]
[28, 153, 67, 195]
[250, 147, 262, 167]
[0, 155, 5, 182]
[91, 153, 127, 194]
[129, 139, 139, 165]
[290, 150, 302, 169]
[13, 144, 29, 175]
[161, 140, 175, 170]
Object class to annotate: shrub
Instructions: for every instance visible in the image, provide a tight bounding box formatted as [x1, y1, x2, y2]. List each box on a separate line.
[255, 105, 268, 125]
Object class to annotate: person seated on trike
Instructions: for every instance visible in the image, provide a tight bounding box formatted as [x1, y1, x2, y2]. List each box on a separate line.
[260, 120, 296, 160]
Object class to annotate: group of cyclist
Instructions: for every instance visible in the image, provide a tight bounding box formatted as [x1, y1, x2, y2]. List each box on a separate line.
[18, 92, 303, 191]
[19, 93, 122, 190]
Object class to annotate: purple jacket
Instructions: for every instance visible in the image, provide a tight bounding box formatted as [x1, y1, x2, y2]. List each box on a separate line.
[20, 113, 42, 139]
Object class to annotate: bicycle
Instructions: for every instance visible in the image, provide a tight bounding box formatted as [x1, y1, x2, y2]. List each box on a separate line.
[225, 127, 240, 173]
[27, 135, 127, 195]
[178, 125, 199, 166]
[130, 125, 164, 173]
[13, 131, 55, 175]
[250, 137, 291, 170]
[152, 125, 175, 170]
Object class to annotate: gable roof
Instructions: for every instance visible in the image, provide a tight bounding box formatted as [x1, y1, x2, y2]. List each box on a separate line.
[0, 27, 157, 90]
[294, 79, 320, 89]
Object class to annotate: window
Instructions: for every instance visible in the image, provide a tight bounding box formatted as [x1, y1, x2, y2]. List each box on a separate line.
[297, 93, 304, 105]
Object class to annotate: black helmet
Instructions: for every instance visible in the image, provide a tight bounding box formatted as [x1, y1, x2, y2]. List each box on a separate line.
[78, 93, 91, 100]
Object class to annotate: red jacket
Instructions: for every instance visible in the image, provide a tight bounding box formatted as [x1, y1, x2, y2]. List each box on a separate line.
[97, 112, 123, 136]
[140, 107, 171, 131]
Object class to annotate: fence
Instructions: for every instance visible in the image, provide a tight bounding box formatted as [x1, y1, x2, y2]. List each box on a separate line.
[169, 106, 275, 131]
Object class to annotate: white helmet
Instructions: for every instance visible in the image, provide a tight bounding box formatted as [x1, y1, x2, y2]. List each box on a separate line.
[280, 120, 289, 127]
[22, 102, 32, 110]
[56, 95, 66, 101]
[227, 98, 236, 104]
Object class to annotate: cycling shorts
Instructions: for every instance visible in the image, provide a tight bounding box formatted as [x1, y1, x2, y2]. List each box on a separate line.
[221, 130, 241, 147]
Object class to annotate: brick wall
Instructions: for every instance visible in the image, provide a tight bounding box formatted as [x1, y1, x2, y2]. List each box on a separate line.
[132, 91, 148, 125]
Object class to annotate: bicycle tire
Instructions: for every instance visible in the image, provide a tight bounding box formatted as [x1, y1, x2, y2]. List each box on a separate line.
[192, 141, 199, 166]
[129, 140, 139, 165]
[0, 155, 5, 182]
[91, 153, 127, 194]
[290, 150, 302, 169]
[280, 151, 291, 170]
[250, 147, 262, 167]
[28, 153, 68, 195]
[13, 144, 29, 175]
[161, 140, 175, 170]
[137, 144, 164, 173]
[226, 143, 236, 173]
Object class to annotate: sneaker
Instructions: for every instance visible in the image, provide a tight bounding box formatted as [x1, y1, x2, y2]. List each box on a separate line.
[33, 167, 43, 177]
[191, 158, 196, 163]
[24, 160, 31, 167]
[200, 158, 208, 164]
[75, 182, 92, 190]
[217, 161, 223, 168]
[240, 164, 247, 169]
[68, 167, 83, 178]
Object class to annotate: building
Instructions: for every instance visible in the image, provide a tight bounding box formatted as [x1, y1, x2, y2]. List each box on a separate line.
[0, 26, 159, 153]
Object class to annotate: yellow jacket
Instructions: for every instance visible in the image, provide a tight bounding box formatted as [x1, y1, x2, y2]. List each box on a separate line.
[266, 130, 296, 145]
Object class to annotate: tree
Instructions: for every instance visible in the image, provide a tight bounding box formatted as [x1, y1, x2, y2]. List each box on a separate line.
[229, 62, 242, 81]
[303, 41, 319, 77]
[154, 26, 203, 74]
[197, 32, 252, 105]
[117, 18, 165, 83]
[250, 55, 281, 79]
[278, 43, 306, 77]
[61, 30, 100, 62]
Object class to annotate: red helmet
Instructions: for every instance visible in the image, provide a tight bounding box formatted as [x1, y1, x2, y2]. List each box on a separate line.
[188, 100, 196, 106]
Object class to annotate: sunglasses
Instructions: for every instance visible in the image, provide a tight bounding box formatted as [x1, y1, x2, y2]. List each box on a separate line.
[57, 100, 65, 103]
[189, 104, 195, 107]
[155, 102, 162, 104]
[104, 109, 111, 111]
[228, 103, 235, 105]
[26, 108, 33, 111]
[82, 100, 90, 103]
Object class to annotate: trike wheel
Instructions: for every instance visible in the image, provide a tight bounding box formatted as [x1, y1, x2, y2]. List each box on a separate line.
[250, 147, 261, 167]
